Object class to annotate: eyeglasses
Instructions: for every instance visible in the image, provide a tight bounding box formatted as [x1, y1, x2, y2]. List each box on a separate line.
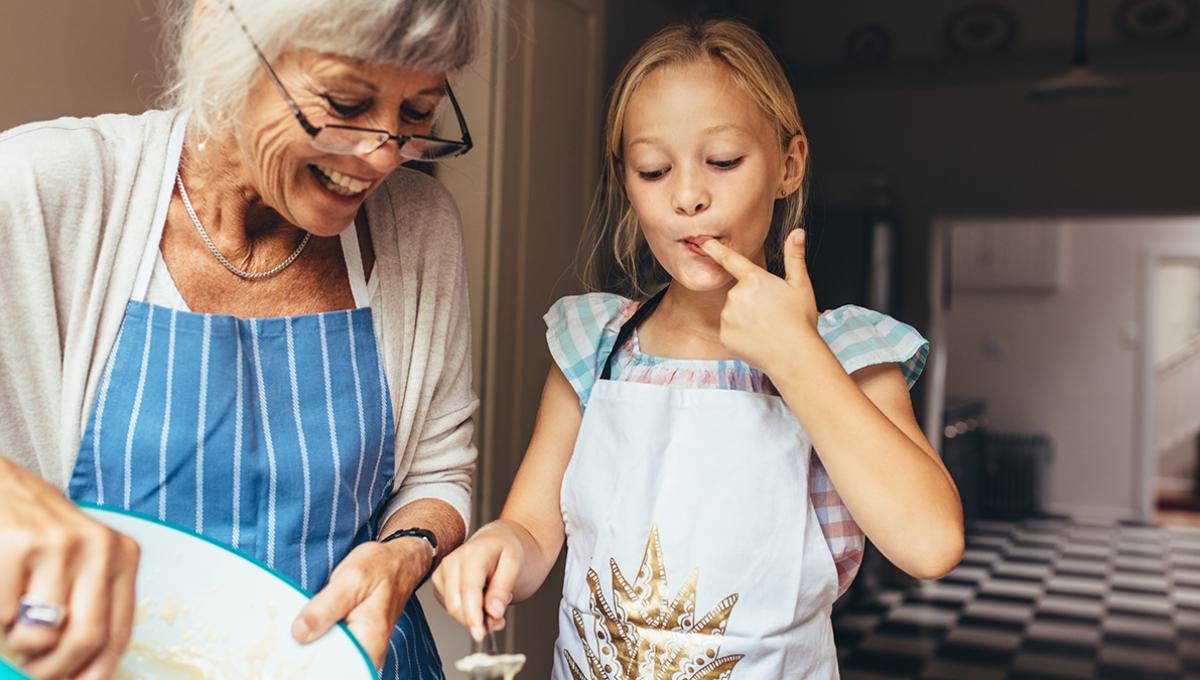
[226, 4, 472, 161]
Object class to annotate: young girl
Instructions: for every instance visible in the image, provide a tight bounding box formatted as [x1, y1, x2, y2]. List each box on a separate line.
[433, 19, 962, 678]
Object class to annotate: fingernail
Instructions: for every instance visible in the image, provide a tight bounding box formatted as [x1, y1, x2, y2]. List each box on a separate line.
[292, 618, 311, 643]
[470, 624, 485, 642]
[488, 597, 505, 616]
[792, 230, 804, 244]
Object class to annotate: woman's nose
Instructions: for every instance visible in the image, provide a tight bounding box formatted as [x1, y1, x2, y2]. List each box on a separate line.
[358, 140, 407, 175]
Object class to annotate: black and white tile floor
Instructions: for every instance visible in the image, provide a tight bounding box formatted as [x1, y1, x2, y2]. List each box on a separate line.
[833, 518, 1200, 679]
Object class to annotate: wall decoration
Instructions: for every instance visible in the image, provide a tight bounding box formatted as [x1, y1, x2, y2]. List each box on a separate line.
[1116, 0, 1195, 39]
[845, 23, 892, 65]
[944, 3, 1019, 55]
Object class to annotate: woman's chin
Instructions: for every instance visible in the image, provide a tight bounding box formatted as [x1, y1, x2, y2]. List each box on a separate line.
[287, 168, 372, 235]
[289, 201, 361, 237]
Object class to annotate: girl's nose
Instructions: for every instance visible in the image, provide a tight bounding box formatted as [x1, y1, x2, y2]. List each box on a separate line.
[675, 199, 709, 216]
[672, 171, 711, 217]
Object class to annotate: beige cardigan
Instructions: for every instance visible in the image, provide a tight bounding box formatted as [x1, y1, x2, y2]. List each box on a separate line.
[0, 109, 477, 529]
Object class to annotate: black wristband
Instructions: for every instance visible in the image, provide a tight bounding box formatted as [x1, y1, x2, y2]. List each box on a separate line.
[379, 527, 438, 557]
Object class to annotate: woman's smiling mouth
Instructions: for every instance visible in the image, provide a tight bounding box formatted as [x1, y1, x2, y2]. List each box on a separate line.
[308, 164, 372, 198]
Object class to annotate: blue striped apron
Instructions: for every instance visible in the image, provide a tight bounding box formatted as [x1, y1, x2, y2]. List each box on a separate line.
[66, 209, 445, 676]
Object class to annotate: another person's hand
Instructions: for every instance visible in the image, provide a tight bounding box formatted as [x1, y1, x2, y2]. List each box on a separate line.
[291, 538, 430, 669]
[431, 520, 524, 642]
[0, 457, 140, 680]
[699, 229, 819, 376]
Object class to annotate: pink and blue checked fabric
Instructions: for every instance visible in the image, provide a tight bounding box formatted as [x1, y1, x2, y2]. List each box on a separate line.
[544, 293, 929, 596]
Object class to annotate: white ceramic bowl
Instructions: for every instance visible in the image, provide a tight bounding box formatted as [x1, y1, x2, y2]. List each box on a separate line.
[1, 503, 376, 679]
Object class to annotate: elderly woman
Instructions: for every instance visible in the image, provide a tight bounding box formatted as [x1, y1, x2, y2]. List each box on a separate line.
[0, 1, 480, 677]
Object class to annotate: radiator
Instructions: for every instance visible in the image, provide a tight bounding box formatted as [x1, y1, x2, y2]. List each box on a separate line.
[981, 432, 1054, 519]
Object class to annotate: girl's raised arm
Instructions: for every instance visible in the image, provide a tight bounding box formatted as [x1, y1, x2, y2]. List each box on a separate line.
[701, 231, 964, 580]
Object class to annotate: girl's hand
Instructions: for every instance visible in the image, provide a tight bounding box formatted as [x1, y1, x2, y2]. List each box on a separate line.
[431, 521, 524, 642]
[699, 229, 819, 375]
[0, 457, 140, 680]
[291, 538, 431, 669]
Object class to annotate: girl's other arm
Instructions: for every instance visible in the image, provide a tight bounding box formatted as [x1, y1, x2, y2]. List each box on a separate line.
[432, 363, 582, 641]
[774, 342, 963, 580]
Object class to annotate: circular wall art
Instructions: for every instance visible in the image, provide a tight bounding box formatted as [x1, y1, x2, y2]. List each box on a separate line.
[944, 3, 1019, 55]
[1116, 0, 1195, 39]
[846, 23, 893, 65]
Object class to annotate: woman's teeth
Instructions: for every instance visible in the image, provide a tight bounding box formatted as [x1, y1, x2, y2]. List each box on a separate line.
[311, 165, 370, 196]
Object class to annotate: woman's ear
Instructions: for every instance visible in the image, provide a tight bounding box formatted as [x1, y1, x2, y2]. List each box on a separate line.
[778, 133, 808, 198]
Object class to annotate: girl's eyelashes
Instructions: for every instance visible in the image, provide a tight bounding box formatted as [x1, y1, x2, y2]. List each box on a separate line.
[322, 94, 372, 118]
[635, 156, 743, 180]
[637, 167, 670, 181]
[709, 156, 745, 170]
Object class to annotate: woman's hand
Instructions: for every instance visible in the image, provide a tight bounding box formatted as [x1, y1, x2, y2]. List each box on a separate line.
[291, 538, 431, 669]
[431, 520, 525, 642]
[699, 229, 819, 376]
[0, 457, 140, 680]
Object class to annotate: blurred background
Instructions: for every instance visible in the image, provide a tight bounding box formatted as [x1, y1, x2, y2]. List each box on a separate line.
[5, 0, 1200, 677]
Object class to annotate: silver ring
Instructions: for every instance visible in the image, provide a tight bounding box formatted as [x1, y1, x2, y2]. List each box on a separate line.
[16, 595, 66, 629]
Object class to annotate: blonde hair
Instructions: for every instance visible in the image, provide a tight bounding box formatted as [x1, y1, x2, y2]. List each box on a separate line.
[582, 19, 808, 298]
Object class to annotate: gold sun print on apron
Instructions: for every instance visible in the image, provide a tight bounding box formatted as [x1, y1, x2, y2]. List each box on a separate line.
[564, 525, 744, 680]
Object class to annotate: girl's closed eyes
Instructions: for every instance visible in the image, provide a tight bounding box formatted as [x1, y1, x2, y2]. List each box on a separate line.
[634, 156, 746, 181]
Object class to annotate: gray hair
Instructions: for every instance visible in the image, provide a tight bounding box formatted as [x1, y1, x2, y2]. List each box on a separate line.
[159, 0, 480, 141]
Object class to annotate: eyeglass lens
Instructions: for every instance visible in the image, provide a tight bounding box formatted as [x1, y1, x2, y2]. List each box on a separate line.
[309, 96, 465, 160]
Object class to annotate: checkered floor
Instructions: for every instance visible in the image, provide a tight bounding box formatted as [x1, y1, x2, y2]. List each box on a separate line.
[833, 518, 1200, 679]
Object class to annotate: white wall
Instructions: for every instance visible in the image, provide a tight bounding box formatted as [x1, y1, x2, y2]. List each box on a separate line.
[944, 216, 1200, 520]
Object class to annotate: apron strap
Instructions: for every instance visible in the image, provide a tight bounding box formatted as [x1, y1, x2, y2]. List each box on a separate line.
[131, 115, 191, 302]
[339, 213, 370, 309]
[599, 287, 668, 380]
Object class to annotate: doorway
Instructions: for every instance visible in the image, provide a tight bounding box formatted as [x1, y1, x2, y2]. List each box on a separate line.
[1138, 250, 1200, 527]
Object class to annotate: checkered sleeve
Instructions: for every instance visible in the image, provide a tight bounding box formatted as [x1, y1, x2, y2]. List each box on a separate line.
[812, 455, 866, 597]
[817, 305, 929, 388]
[544, 293, 633, 408]
[812, 306, 929, 596]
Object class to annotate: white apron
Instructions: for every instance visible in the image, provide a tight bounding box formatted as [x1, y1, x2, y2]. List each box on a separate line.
[551, 293, 840, 680]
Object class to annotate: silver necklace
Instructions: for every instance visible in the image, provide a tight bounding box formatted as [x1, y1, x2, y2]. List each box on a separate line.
[175, 173, 311, 280]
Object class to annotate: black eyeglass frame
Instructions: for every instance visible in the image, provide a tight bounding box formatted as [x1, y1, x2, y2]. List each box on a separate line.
[226, 4, 473, 160]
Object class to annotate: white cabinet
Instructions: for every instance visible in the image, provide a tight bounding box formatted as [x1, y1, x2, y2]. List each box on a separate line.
[950, 219, 1068, 292]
